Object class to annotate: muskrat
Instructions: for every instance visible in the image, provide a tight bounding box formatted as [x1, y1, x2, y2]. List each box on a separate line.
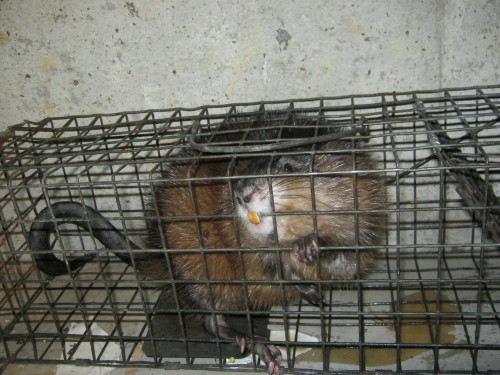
[142, 138, 386, 374]
[29, 113, 387, 375]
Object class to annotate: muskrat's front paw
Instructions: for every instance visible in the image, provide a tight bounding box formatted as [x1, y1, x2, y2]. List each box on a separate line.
[296, 284, 325, 306]
[293, 233, 319, 264]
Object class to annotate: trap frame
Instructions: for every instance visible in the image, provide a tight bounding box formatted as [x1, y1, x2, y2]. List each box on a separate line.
[0, 85, 499, 374]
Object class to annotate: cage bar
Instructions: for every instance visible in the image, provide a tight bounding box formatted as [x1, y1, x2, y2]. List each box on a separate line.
[0, 85, 499, 374]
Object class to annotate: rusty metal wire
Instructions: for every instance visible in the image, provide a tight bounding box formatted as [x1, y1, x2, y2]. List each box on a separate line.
[0, 85, 499, 374]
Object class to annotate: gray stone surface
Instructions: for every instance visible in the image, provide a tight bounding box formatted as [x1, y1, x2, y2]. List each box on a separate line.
[0, 0, 498, 129]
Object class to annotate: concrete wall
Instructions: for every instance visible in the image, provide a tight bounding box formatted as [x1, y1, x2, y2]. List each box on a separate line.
[0, 0, 498, 130]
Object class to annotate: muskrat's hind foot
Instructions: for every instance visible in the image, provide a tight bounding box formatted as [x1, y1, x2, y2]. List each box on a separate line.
[242, 337, 283, 375]
[293, 233, 320, 264]
[203, 314, 282, 375]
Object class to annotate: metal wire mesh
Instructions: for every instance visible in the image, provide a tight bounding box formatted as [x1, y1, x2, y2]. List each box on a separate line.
[1, 85, 499, 374]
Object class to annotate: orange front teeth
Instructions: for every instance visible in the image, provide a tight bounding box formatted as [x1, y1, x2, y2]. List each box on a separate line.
[247, 211, 261, 224]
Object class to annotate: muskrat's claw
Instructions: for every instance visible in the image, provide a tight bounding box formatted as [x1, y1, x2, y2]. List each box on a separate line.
[254, 342, 282, 375]
[293, 233, 320, 264]
[237, 337, 282, 374]
[297, 284, 324, 306]
[239, 337, 247, 353]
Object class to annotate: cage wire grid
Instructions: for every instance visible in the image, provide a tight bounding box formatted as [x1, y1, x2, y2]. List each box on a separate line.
[0, 85, 499, 374]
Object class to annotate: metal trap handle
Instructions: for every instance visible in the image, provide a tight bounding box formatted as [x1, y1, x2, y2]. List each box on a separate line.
[188, 117, 369, 153]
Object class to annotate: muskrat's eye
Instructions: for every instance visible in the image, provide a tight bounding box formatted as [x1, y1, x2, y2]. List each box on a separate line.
[283, 163, 294, 173]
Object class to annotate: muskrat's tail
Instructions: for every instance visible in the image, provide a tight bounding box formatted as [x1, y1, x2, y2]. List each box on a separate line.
[29, 201, 139, 276]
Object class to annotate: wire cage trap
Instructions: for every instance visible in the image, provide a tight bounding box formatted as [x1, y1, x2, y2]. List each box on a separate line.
[0, 85, 499, 374]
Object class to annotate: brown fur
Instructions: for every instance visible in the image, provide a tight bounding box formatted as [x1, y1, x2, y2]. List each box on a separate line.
[144, 155, 299, 310]
[142, 123, 387, 374]
[144, 139, 387, 311]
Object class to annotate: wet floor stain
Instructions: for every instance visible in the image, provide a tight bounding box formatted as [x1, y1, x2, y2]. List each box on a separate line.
[297, 290, 463, 368]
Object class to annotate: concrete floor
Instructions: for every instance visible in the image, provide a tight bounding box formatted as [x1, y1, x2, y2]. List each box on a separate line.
[4, 364, 267, 375]
[4, 364, 265, 375]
